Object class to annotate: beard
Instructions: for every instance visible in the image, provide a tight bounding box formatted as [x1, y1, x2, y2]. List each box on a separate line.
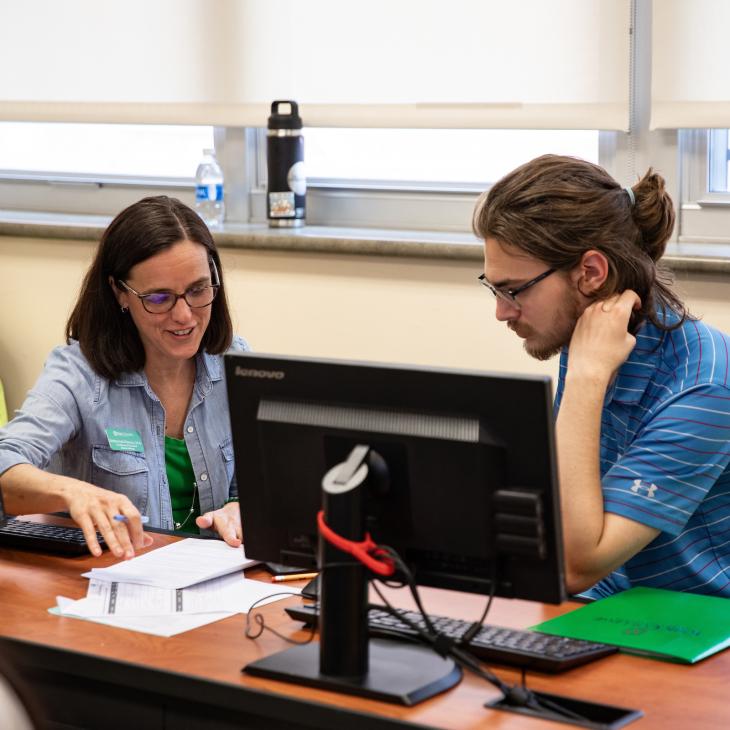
[513, 291, 583, 361]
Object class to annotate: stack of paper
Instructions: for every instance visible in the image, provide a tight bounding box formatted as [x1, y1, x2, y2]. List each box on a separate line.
[84, 537, 255, 588]
[50, 538, 300, 637]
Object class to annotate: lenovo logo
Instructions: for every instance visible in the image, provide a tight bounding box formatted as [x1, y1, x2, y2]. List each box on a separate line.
[235, 366, 285, 380]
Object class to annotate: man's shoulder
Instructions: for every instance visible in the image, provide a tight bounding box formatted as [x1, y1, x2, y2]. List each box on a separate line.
[657, 318, 730, 390]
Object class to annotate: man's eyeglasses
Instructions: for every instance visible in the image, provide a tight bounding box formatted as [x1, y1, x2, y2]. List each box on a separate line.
[478, 268, 556, 309]
[119, 259, 221, 314]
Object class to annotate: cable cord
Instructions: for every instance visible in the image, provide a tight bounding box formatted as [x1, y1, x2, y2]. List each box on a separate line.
[243, 558, 362, 645]
[370, 566, 511, 696]
[369, 546, 589, 723]
[245, 544, 589, 724]
[245, 590, 316, 645]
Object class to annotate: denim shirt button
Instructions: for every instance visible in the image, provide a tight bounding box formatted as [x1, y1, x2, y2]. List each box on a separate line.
[200, 473, 208, 481]
[187, 426, 194, 433]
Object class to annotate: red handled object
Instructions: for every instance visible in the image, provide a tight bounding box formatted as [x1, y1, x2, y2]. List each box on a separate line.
[317, 510, 395, 577]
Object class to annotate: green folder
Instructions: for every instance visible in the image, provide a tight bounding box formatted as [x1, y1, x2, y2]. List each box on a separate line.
[531, 586, 730, 663]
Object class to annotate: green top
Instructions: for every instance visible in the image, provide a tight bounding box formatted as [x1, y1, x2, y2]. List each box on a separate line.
[164, 436, 201, 535]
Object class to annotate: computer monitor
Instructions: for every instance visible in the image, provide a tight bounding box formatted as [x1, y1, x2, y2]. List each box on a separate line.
[225, 352, 565, 704]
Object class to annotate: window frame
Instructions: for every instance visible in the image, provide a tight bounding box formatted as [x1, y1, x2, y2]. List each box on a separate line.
[1, 122, 715, 245]
[0, 126, 258, 221]
[678, 129, 730, 244]
[248, 127, 612, 232]
[0, 125, 612, 234]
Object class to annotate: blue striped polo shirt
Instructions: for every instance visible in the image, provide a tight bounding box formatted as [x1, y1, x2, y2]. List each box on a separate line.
[555, 314, 730, 598]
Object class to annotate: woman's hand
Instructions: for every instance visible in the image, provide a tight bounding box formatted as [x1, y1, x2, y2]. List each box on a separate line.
[62, 480, 153, 559]
[195, 501, 242, 547]
[0, 464, 152, 560]
[567, 290, 641, 385]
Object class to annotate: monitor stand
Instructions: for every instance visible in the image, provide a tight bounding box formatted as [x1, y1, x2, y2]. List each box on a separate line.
[245, 638, 462, 706]
[244, 445, 462, 705]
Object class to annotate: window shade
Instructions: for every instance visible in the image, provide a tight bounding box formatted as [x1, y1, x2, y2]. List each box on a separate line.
[1, 0, 630, 130]
[651, 0, 730, 129]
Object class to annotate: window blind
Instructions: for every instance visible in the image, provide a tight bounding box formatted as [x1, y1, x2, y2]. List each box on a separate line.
[1, 0, 630, 130]
[651, 0, 730, 129]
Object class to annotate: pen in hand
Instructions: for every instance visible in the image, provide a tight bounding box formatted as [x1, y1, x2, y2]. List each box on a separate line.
[113, 514, 150, 525]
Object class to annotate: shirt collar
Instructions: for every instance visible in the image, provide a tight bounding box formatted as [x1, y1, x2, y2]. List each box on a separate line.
[114, 350, 222, 388]
[197, 349, 222, 388]
[605, 320, 664, 407]
[557, 318, 668, 409]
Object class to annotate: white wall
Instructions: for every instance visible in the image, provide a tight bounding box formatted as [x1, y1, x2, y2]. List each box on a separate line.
[0, 234, 728, 414]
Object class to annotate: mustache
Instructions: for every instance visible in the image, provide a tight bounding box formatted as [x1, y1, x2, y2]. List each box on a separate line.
[507, 321, 529, 336]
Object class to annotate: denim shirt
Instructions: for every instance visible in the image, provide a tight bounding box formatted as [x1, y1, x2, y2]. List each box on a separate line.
[0, 336, 249, 529]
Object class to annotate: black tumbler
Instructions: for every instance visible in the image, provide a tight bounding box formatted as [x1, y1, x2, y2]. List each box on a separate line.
[267, 100, 305, 227]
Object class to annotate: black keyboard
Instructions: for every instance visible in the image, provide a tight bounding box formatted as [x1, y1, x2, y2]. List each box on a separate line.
[0, 518, 105, 556]
[286, 603, 618, 673]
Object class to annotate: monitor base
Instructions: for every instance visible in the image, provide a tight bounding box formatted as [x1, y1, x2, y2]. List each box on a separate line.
[244, 638, 462, 706]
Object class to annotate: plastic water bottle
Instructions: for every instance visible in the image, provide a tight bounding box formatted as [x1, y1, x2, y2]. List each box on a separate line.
[194, 148, 225, 228]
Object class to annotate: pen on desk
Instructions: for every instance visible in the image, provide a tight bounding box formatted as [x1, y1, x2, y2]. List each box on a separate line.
[113, 514, 150, 525]
[271, 572, 318, 583]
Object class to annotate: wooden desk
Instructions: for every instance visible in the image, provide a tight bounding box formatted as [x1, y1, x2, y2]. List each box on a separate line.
[0, 523, 726, 730]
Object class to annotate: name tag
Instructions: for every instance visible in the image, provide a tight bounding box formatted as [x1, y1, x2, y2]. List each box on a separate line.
[105, 427, 144, 453]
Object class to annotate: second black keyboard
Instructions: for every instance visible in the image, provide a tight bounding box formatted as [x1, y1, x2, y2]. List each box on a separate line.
[286, 603, 617, 673]
[0, 518, 105, 556]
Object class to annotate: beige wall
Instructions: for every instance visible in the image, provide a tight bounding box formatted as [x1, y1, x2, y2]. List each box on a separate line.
[0, 235, 729, 413]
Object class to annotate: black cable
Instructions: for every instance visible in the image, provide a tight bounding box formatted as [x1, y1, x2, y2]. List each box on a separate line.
[375, 545, 439, 635]
[245, 590, 316, 645]
[244, 558, 364, 644]
[249, 542, 590, 724]
[460, 560, 497, 645]
[369, 546, 589, 724]
[371, 577, 512, 694]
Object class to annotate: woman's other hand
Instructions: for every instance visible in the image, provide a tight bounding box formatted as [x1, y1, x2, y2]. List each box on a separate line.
[195, 501, 242, 547]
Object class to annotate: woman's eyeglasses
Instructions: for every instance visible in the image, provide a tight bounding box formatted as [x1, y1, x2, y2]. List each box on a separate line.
[119, 260, 220, 314]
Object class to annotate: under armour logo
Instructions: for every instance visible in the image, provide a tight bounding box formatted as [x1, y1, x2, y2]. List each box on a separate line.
[630, 479, 658, 498]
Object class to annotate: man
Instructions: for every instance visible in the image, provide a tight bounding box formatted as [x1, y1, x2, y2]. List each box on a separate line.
[474, 155, 730, 597]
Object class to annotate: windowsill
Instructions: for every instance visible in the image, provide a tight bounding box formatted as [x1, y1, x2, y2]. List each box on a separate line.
[1, 210, 730, 274]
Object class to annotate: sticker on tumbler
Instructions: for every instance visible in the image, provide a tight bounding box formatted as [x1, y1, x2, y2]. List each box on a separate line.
[269, 191, 296, 218]
[105, 428, 144, 453]
[287, 161, 307, 196]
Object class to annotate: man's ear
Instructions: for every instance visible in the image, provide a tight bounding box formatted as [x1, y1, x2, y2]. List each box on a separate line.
[571, 249, 609, 297]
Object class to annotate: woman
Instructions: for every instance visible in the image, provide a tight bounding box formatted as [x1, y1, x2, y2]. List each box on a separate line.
[0, 196, 247, 559]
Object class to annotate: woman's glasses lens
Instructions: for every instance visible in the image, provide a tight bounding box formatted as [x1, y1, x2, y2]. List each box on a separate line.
[144, 292, 174, 309]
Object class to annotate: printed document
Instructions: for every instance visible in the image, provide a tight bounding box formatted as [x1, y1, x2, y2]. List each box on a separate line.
[58, 573, 299, 617]
[84, 537, 258, 589]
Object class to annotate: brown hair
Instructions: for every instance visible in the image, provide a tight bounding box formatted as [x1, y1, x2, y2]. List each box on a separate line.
[472, 154, 687, 331]
[66, 196, 233, 380]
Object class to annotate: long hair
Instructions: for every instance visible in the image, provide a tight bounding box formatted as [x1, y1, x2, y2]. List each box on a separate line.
[66, 196, 233, 380]
[472, 154, 687, 331]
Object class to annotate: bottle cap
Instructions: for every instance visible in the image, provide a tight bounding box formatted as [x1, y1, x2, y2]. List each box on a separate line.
[268, 100, 303, 130]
